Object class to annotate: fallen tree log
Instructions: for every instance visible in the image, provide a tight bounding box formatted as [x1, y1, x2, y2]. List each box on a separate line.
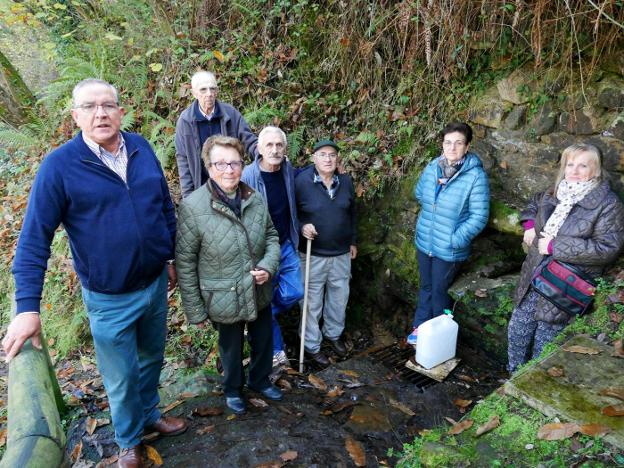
[1, 307, 66, 467]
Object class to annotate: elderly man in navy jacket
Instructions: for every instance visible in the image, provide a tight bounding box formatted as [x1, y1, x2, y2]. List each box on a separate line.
[175, 70, 258, 198]
[2, 79, 186, 468]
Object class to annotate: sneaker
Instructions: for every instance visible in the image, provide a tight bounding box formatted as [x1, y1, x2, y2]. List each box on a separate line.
[407, 327, 418, 345]
[272, 350, 289, 367]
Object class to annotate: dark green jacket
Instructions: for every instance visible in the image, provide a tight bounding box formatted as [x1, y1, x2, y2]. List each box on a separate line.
[176, 180, 280, 324]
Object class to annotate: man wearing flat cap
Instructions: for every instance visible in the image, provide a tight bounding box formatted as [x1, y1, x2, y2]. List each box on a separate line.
[295, 139, 357, 366]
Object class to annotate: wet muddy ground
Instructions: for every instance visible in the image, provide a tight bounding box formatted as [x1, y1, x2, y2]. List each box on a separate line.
[65, 340, 506, 467]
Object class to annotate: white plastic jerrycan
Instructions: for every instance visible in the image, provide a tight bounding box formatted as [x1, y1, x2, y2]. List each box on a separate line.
[415, 309, 458, 369]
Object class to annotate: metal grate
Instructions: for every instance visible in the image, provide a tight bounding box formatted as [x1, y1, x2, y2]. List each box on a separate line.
[368, 344, 438, 390]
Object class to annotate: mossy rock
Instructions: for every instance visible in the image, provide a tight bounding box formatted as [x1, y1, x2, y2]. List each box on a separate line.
[488, 200, 522, 236]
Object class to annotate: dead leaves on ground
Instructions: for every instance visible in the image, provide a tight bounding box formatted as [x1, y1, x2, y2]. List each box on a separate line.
[253, 451, 298, 468]
[196, 424, 215, 435]
[537, 422, 610, 440]
[145, 445, 163, 466]
[562, 345, 600, 355]
[547, 366, 565, 377]
[389, 398, 415, 416]
[249, 398, 269, 408]
[612, 339, 624, 358]
[447, 418, 474, 435]
[162, 399, 184, 414]
[192, 406, 224, 417]
[601, 405, 624, 416]
[475, 416, 500, 436]
[345, 436, 366, 467]
[599, 387, 624, 401]
[452, 398, 473, 413]
[308, 374, 328, 392]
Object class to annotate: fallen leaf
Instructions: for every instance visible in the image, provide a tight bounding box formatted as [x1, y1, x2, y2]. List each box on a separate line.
[599, 387, 624, 401]
[85, 416, 97, 435]
[249, 398, 269, 408]
[326, 386, 344, 398]
[96, 418, 110, 427]
[276, 378, 292, 391]
[389, 398, 416, 416]
[227, 414, 236, 420]
[192, 406, 224, 417]
[279, 450, 298, 462]
[70, 440, 83, 462]
[476, 415, 500, 436]
[196, 425, 215, 435]
[474, 288, 488, 298]
[547, 366, 565, 377]
[339, 370, 360, 378]
[285, 368, 303, 376]
[537, 422, 579, 440]
[499, 160, 509, 169]
[321, 401, 357, 416]
[0, 429, 6, 447]
[457, 374, 477, 383]
[612, 340, 624, 358]
[578, 423, 611, 436]
[162, 400, 184, 414]
[253, 461, 284, 468]
[448, 419, 474, 435]
[345, 436, 366, 467]
[96, 454, 118, 467]
[213, 50, 225, 62]
[444, 416, 457, 425]
[601, 404, 624, 416]
[145, 445, 163, 466]
[308, 374, 328, 391]
[562, 345, 600, 355]
[453, 398, 473, 413]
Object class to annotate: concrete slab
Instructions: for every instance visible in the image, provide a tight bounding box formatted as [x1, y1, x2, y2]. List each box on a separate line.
[504, 335, 624, 449]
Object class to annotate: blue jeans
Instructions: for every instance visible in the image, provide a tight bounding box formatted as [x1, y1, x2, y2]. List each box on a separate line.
[271, 240, 304, 354]
[412, 250, 462, 328]
[82, 267, 168, 449]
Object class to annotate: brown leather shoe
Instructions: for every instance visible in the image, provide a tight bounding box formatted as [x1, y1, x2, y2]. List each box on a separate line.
[118, 444, 143, 468]
[145, 416, 188, 436]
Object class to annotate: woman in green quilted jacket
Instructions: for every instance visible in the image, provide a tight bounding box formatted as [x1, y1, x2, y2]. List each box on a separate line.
[176, 136, 282, 415]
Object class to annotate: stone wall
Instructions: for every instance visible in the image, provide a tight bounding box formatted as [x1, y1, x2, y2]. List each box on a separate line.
[469, 63, 624, 207]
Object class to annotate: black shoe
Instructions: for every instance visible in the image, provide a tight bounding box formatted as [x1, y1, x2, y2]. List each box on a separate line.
[327, 338, 347, 357]
[249, 385, 283, 401]
[225, 396, 246, 414]
[306, 350, 330, 367]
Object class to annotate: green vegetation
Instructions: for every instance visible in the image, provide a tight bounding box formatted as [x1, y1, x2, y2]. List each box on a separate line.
[394, 392, 623, 467]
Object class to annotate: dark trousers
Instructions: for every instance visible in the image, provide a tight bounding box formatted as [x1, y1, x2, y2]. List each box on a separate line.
[412, 250, 462, 328]
[216, 306, 273, 397]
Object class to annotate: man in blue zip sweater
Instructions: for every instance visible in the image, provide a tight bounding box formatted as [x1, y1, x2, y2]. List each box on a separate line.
[2, 79, 186, 468]
[241, 126, 304, 368]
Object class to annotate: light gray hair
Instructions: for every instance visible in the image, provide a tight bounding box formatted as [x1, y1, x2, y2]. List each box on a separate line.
[191, 70, 217, 89]
[72, 79, 118, 107]
[258, 126, 287, 148]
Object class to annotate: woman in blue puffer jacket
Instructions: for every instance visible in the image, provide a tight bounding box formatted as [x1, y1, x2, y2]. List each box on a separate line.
[407, 122, 490, 344]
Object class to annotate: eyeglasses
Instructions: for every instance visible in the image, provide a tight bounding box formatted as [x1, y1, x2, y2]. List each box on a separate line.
[74, 102, 120, 114]
[209, 161, 243, 171]
[315, 152, 338, 160]
[442, 140, 467, 148]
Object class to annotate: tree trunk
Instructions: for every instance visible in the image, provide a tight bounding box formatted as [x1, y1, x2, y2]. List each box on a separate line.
[0, 49, 35, 126]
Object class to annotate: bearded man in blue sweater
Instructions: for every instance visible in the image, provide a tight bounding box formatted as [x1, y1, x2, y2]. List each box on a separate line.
[2, 79, 186, 468]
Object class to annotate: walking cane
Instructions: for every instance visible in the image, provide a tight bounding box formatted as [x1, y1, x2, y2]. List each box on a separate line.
[298, 237, 312, 373]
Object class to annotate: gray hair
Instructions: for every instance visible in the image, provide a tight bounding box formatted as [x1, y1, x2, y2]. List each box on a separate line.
[72, 79, 119, 107]
[191, 70, 217, 89]
[258, 126, 287, 148]
[555, 143, 605, 188]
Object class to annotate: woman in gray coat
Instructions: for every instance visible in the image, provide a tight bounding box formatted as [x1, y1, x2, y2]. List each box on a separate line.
[507, 143, 624, 373]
